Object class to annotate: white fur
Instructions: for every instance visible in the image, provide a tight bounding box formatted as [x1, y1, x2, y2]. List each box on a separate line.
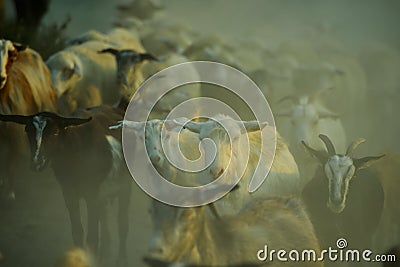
[47, 29, 145, 114]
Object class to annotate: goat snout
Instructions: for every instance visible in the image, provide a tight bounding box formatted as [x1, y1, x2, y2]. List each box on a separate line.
[327, 199, 345, 214]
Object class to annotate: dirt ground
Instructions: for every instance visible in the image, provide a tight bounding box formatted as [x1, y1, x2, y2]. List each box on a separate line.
[0, 167, 152, 267]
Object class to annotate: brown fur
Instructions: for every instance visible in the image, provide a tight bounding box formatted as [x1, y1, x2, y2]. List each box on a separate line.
[148, 196, 323, 267]
[0, 46, 56, 200]
[0, 47, 56, 114]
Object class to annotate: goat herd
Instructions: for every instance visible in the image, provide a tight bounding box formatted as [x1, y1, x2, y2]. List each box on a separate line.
[0, 1, 400, 267]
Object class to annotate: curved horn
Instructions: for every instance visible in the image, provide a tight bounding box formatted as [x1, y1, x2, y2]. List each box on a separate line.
[319, 134, 336, 155]
[277, 96, 299, 104]
[346, 138, 366, 157]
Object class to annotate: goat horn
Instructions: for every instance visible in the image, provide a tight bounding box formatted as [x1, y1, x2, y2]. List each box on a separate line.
[346, 138, 366, 157]
[183, 121, 205, 134]
[319, 134, 336, 155]
[277, 96, 298, 104]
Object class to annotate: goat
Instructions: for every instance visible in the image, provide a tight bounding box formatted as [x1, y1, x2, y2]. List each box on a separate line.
[111, 118, 206, 186]
[0, 39, 57, 201]
[275, 90, 345, 154]
[97, 48, 157, 101]
[275, 90, 346, 187]
[0, 107, 131, 264]
[145, 195, 322, 267]
[176, 115, 301, 215]
[302, 134, 385, 254]
[47, 29, 145, 114]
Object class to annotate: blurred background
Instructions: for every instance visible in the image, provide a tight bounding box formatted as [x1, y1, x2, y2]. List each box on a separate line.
[0, 0, 399, 266]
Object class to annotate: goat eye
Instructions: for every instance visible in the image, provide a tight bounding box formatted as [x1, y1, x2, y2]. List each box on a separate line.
[63, 68, 74, 79]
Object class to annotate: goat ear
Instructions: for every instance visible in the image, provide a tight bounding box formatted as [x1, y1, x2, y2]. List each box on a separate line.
[318, 107, 340, 119]
[353, 154, 385, 171]
[301, 140, 328, 164]
[139, 53, 159, 62]
[98, 48, 119, 56]
[183, 121, 203, 134]
[123, 121, 145, 131]
[163, 118, 187, 131]
[12, 42, 27, 52]
[60, 117, 92, 128]
[0, 114, 32, 125]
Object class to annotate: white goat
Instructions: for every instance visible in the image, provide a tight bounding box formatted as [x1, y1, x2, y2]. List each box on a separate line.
[276, 94, 346, 150]
[111, 118, 207, 186]
[275, 91, 346, 185]
[46, 28, 145, 114]
[177, 115, 301, 215]
[145, 195, 322, 267]
[112, 115, 300, 215]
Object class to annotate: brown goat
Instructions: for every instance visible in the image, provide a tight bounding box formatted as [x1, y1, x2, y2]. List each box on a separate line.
[0, 39, 57, 201]
[0, 105, 131, 264]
